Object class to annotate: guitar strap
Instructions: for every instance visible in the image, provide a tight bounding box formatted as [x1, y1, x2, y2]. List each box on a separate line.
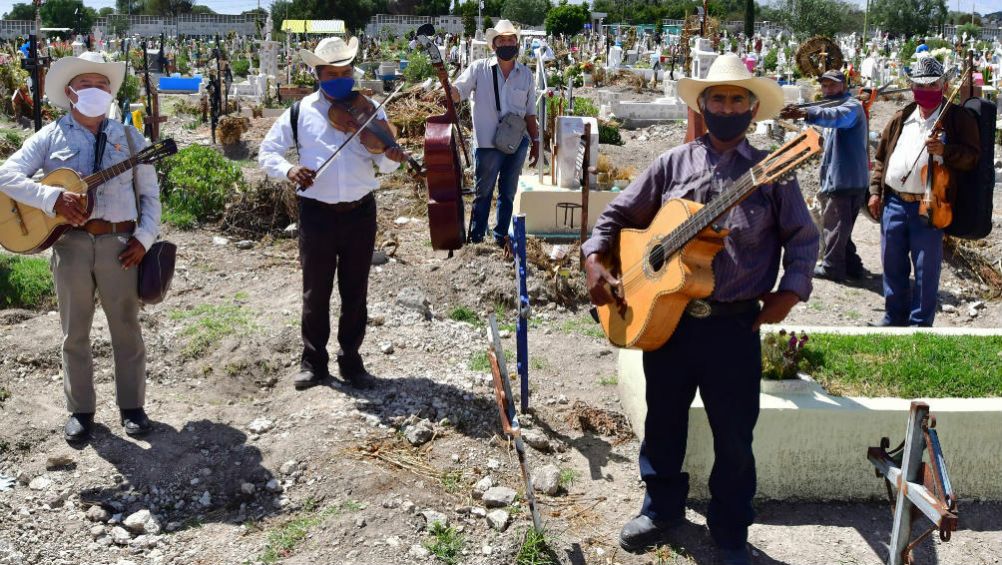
[93, 118, 108, 174]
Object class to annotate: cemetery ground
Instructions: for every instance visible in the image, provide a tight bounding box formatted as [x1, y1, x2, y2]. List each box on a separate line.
[1, 90, 1001, 565]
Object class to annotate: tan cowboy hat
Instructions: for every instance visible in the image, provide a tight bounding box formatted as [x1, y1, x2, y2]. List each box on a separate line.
[678, 53, 784, 120]
[485, 19, 520, 47]
[299, 36, 359, 68]
[46, 51, 125, 110]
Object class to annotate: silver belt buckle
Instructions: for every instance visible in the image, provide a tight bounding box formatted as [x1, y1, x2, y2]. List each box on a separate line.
[686, 299, 712, 319]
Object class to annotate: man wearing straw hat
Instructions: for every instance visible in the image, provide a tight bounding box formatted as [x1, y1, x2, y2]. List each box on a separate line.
[582, 53, 819, 564]
[260, 36, 406, 391]
[0, 52, 161, 442]
[449, 19, 540, 248]
[867, 56, 979, 327]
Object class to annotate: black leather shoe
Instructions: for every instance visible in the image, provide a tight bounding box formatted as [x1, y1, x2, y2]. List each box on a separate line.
[64, 413, 94, 443]
[120, 408, 152, 437]
[341, 367, 377, 389]
[813, 265, 846, 282]
[846, 264, 868, 279]
[293, 369, 324, 390]
[618, 514, 684, 553]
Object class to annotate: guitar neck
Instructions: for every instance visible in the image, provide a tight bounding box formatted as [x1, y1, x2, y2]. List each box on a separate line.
[82, 155, 142, 190]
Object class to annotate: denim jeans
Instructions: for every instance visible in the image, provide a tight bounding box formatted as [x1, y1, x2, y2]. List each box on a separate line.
[880, 193, 944, 326]
[470, 137, 530, 244]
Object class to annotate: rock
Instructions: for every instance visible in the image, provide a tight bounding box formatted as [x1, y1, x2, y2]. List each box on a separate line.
[279, 460, 299, 475]
[235, 240, 254, 250]
[396, 287, 432, 320]
[522, 429, 552, 453]
[368, 314, 386, 326]
[144, 517, 162, 535]
[110, 526, 132, 545]
[421, 509, 449, 529]
[472, 476, 494, 499]
[380, 342, 395, 355]
[212, 236, 229, 246]
[470, 506, 487, 518]
[240, 482, 256, 495]
[265, 479, 283, 493]
[247, 418, 274, 434]
[123, 510, 152, 533]
[283, 223, 298, 237]
[486, 509, 510, 532]
[86, 506, 111, 523]
[557, 394, 569, 404]
[45, 454, 74, 470]
[371, 250, 389, 265]
[28, 476, 51, 491]
[408, 544, 431, 558]
[403, 421, 434, 446]
[130, 534, 159, 549]
[482, 544, 493, 555]
[355, 516, 367, 528]
[486, 458, 501, 470]
[482, 486, 516, 508]
[401, 500, 416, 514]
[90, 525, 107, 539]
[942, 304, 958, 314]
[198, 491, 212, 507]
[533, 464, 562, 495]
[44, 492, 66, 508]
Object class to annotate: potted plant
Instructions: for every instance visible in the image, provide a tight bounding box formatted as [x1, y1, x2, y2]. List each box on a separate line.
[760, 330, 824, 395]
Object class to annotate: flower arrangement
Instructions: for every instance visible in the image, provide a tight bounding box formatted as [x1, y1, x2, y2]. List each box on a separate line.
[761, 330, 809, 380]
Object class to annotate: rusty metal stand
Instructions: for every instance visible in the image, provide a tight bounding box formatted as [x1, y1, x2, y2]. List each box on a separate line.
[867, 401, 958, 565]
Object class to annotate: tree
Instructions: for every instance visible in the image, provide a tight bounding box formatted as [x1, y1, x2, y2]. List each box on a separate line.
[744, 0, 754, 36]
[501, 0, 551, 26]
[40, 0, 95, 34]
[190, 4, 215, 14]
[781, 0, 857, 39]
[98, 7, 115, 16]
[483, 15, 494, 30]
[870, 0, 947, 38]
[145, 0, 194, 17]
[461, 0, 477, 35]
[116, 0, 145, 15]
[544, 0, 588, 36]
[416, 0, 453, 17]
[3, 3, 36, 20]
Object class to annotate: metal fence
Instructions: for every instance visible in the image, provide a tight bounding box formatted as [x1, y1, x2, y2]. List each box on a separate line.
[364, 14, 542, 38]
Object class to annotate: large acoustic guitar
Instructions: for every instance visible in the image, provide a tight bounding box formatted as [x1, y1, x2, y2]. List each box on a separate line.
[596, 129, 822, 351]
[0, 138, 177, 254]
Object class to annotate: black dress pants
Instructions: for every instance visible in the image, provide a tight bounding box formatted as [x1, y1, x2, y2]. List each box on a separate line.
[298, 194, 377, 376]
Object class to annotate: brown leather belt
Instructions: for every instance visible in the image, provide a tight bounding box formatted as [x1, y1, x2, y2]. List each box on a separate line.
[75, 219, 136, 236]
[889, 189, 924, 203]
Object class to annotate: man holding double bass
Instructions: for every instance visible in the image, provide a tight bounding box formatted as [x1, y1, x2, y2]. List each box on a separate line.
[867, 56, 979, 327]
[259, 36, 406, 390]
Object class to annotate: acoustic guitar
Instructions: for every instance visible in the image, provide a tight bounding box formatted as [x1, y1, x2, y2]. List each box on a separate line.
[596, 129, 822, 351]
[0, 138, 177, 254]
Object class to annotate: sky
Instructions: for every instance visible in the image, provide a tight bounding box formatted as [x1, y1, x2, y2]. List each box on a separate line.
[1, 0, 1001, 21]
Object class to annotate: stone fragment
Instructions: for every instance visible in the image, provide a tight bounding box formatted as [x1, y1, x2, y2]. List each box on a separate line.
[396, 287, 432, 320]
[240, 482, 256, 495]
[279, 460, 299, 475]
[247, 418, 274, 434]
[486, 509, 510, 532]
[86, 506, 111, 523]
[265, 479, 283, 493]
[123, 509, 152, 533]
[533, 464, 562, 495]
[522, 429, 552, 453]
[403, 421, 434, 446]
[110, 526, 132, 545]
[472, 476, 493, 499]
[45, 454, 74, 470]
[408, 544, 431, 558]
[421, 509, 449, 529]
[482, 486, 516, 508]
[235, 240, 254, 250]
[28, 476, 51, 491]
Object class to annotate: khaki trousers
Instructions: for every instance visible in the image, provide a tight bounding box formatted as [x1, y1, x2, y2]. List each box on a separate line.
[51, 230, 146, 414]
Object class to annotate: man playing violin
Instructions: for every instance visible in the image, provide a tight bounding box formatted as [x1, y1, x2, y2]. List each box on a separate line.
[583, 54, 818, 565]
[867, 56, 979, 327]
[449, 19, 540, 248]
[259, 36, 407, 390]
[0, 52, 161, 442]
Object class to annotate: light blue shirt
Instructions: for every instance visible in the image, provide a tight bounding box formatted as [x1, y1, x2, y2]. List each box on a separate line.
[453, 57, 536, 149]
[0, 115, 161, 250]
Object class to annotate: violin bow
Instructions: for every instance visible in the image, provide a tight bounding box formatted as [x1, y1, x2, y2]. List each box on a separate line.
[416, 27, 471, 167]
[311, 82, 406, 181]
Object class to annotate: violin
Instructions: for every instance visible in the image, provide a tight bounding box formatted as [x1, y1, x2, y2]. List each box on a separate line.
[328, 91, 425, 177]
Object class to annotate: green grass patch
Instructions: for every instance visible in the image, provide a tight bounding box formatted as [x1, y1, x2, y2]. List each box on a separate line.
[0, 255, 54, 309]
[440, 470, 464, 494]
[424, 522, 463, 565]
[530, 357, 547, 370]
[802, 334, 1002, 398]
[515, 527, 559, 565]
[558, 468, 578, 490]
[0, 387, 10, 405]
[560, 315, 605, 339]
[162, 208, 197, 229]
[468, 351, 491, 372]
[169, 298, 256, 357]
[448, 306, 480, 325]
[597, 375, 618, 386]
[259, 500, 360, 563]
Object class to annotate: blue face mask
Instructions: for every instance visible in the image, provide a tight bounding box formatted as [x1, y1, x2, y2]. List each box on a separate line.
[320, 77, 355, 100]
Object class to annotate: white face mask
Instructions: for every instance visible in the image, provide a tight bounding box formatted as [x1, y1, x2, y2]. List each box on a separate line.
[68, 86, 114, 118]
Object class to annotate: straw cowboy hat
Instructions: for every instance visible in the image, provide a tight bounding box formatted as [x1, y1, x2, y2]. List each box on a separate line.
[678, 53, 784, 120]
[299, 36, 359, 68]
[486, 20, 520, 47]
[46, 51, 125, 110]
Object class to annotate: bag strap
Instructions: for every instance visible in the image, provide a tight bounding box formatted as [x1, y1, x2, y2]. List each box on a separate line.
[290, 100, 301, 156]
[492, 64, 502, 115]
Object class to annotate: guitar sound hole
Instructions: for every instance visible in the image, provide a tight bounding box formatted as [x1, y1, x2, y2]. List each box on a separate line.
[648, 245, 666, 272]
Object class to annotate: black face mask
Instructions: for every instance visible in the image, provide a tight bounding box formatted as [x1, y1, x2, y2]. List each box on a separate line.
[703, 110, 753, 142]
[496, 45, 518, 61]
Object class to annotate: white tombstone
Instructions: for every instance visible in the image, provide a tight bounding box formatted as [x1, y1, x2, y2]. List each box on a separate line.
[71, 36, 85, 56]
[555, 116, 598, 189]
[691, 38, 717, 80]
[608, 45, 623, 69]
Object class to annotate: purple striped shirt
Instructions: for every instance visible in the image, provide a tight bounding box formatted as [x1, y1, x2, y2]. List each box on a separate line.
[581, 135, 819, 302]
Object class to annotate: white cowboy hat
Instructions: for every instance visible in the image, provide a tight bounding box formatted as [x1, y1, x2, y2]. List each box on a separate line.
[46, 51, 125, 111]
[678, 53, 784, 120]
[299, 36, 359, 68]
[485, 19, 520, 47]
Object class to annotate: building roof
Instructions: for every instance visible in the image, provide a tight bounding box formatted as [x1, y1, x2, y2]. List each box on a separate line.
[281, 20, 346, 34]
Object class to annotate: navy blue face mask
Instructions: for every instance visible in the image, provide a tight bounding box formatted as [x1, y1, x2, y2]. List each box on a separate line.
[703, 110, 753, 142]
[320, 77, 355, 100]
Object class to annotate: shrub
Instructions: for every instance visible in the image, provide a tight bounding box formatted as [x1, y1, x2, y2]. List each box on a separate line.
[161, 145, 244, 227]
[116, 73, 140, 107]
[230, 58, 250, 77]
[403, 50, 437, 84]
[0, 255, 54, 310]
[761, 330, 809, 380]
[763, 49, 778, 72]
[598, 121, 622, 145]
[569, 96, 598, 118]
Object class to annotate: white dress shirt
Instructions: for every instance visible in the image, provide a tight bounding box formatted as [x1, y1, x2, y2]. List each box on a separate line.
[885, 105, 944, 195]
[453, 57, 536, 149]
[259, 91, 398, 204]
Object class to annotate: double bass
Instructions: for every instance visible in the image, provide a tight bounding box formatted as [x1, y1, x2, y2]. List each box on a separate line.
[416, 24, 470, 252]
